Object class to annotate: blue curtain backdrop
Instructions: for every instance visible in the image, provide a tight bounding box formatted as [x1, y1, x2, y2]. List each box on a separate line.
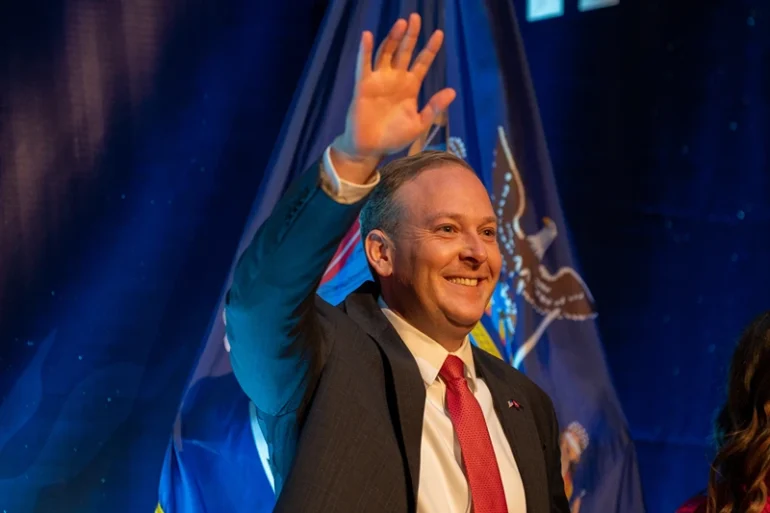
[514, 1, 770, 511]
[1, 1, 768, 513]
[0, 0, 324, 511]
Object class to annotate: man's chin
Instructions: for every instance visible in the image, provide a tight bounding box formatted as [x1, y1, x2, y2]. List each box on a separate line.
[444, 309, 485, 330]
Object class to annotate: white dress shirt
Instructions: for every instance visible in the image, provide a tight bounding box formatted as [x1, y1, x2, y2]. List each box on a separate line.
[321, 147, 527, 513]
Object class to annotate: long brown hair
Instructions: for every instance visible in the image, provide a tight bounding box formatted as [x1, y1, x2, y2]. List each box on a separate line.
[707, 311, 770, 513]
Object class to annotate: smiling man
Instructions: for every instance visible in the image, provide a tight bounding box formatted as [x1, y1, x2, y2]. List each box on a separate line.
[225, 13, 568, 513]
[362, 155, 501, 352]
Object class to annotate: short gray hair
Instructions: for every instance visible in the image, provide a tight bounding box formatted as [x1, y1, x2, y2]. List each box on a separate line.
[359, 150, 474, 241]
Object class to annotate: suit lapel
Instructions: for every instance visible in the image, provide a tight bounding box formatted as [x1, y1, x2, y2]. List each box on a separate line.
[473, 348, 549, 513]
[343, 283, 425, 510]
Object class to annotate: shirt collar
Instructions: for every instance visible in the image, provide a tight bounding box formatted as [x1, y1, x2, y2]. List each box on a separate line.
[378, 297, 477, 388]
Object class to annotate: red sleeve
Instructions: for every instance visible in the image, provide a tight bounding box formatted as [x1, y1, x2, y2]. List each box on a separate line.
[676, 496, 707, 513]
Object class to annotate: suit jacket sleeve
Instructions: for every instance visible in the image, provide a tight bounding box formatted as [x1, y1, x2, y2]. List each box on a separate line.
[545, 396, 570, 512]
[225, 161, 369, 416]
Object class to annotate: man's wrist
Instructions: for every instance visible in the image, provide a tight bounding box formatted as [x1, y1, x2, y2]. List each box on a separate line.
[320, 146, 379, 205]
[329, 136, 382, 185]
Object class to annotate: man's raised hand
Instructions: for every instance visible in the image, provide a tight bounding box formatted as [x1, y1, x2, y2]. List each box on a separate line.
[331, 14, 456, 182]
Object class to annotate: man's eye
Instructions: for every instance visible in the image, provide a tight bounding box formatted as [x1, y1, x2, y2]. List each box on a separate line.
[438, 225, 456, 233]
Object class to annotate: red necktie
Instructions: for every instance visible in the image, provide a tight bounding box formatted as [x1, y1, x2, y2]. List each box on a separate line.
[440, 355, 508, 513]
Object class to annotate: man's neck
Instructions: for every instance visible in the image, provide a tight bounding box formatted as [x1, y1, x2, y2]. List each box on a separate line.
[432, 334, 465, 353]
[378, 298, 468, 352]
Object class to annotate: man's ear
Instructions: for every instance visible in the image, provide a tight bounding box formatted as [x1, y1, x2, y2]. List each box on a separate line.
[364, 229, 394, 278]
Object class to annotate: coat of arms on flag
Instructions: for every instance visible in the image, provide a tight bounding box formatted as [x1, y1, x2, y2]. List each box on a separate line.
[489, 126, 598, 368]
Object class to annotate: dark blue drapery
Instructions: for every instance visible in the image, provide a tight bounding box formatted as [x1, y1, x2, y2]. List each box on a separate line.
[516, 1, 770, 510]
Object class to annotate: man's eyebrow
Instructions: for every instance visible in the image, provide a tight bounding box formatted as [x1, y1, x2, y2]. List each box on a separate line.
[427, 212, 498, 225]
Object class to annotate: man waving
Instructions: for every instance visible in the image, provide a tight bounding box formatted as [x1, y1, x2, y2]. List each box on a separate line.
[225, 13, 568, 513]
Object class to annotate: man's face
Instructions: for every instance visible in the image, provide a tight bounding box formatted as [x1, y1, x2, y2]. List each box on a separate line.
[376, 164, 502, 343]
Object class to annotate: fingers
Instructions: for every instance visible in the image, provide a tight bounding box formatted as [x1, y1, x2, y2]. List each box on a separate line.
[410, 30, 444, 81]
[356, 31, 374, 81]
[374, 18, 408, 70]
[370, 15, 444, 76]
[392, 13, 421, 69]
[419, 87, 456, 128]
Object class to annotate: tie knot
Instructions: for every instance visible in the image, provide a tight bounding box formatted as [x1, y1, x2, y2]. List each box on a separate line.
[439, 355, 466, 383]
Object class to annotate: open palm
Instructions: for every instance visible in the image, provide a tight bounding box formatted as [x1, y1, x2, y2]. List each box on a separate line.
[339, 14, 456, 158]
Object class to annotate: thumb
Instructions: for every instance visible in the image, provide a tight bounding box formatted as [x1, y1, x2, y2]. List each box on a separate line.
[418, 88, 456, 129]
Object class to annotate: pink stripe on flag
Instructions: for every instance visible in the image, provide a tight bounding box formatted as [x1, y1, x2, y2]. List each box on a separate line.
[321, 219, 362, 285]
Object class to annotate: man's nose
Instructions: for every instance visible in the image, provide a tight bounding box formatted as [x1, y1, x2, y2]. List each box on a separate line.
[460, 233, 488, 263]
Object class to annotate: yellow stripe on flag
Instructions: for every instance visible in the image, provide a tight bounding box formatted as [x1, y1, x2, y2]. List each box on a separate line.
[155, 503, 165, 513]
[471, 322, 503, 360]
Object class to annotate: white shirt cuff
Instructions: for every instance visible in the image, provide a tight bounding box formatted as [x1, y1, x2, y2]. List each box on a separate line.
[319, 146, 380, 205]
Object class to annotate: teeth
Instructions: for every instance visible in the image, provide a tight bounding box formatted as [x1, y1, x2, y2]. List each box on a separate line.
[447, 278, 479, 287]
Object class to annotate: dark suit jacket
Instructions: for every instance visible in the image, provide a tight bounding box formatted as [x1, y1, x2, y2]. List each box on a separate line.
[225, 162, 569, 513]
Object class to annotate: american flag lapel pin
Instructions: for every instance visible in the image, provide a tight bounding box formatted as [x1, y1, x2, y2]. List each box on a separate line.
[507, 399, 521, 410]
